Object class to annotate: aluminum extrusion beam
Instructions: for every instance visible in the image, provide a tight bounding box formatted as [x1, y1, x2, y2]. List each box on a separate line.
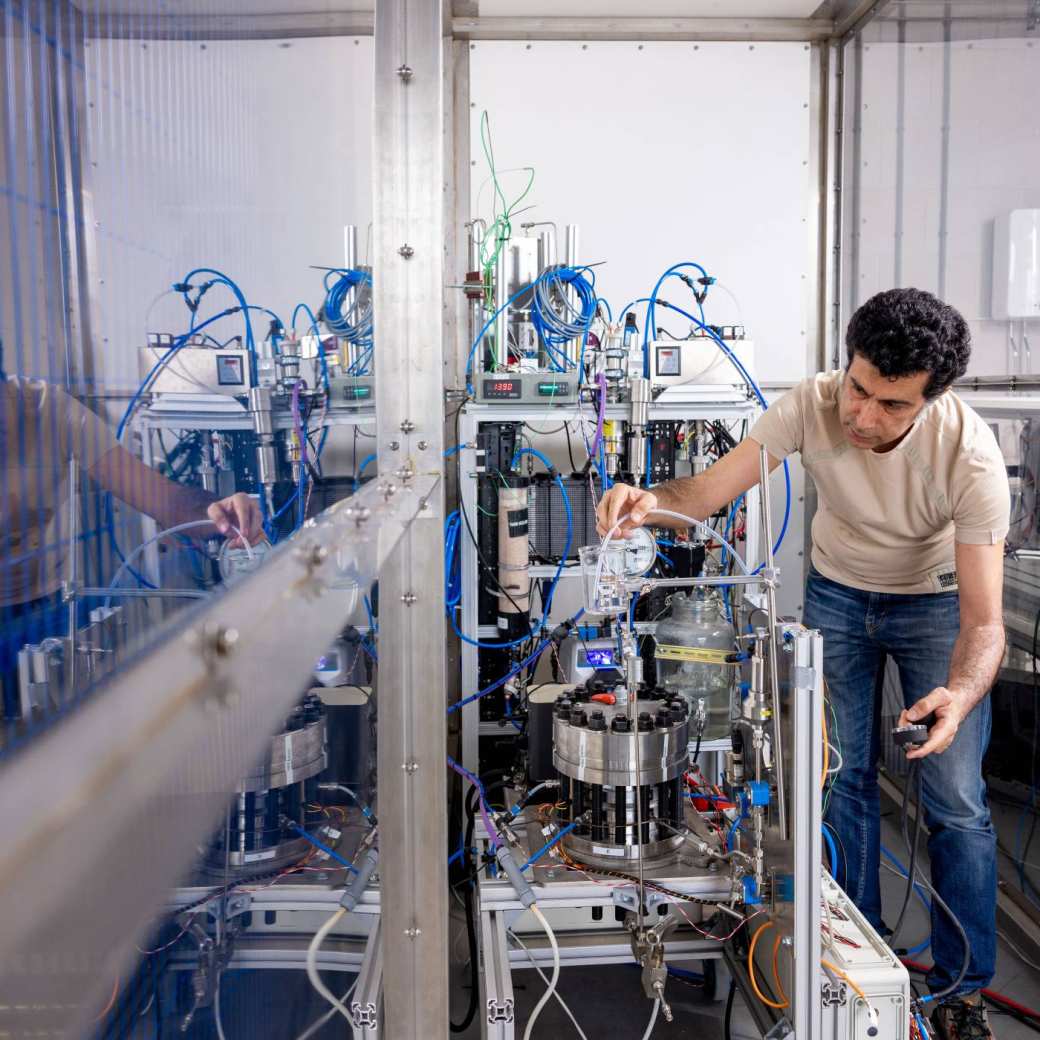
[482, 911, 516, 1038]
[451, 16, 834, 41]
[351, 917, 384, 1039]
[79, 11, 376, 39]
[0, 474, 435, 1034]
[791, 628, 824, 1037]
[371, 1, 451, 1036]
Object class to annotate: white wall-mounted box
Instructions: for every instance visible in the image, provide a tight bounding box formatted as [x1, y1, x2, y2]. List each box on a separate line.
[993, 209, 1040, 320]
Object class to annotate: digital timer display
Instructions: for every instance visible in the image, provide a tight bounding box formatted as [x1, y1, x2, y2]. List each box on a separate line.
[482, 378, 521, 399]
[537, 381, 572, 397]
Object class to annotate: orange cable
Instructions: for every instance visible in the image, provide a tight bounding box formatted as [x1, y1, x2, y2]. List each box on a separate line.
[748, 921, 790, 1010]
[94, 976, 119, 1021]
[771, 929, 790, 1007]
[821, 698, 830, 790]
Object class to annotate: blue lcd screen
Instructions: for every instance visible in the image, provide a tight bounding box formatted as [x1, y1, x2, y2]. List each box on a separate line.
[582, 648, 616, 668]
[315, 652, 339, 673]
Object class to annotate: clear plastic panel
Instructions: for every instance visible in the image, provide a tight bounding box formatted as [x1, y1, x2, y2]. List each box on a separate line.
[0, 3, 385, 1036]
[842, 4, 1040, 376]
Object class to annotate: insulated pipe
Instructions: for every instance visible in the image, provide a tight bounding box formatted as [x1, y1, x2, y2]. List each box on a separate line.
[496, 478, 531, 639]
[343, 224, 358, 271]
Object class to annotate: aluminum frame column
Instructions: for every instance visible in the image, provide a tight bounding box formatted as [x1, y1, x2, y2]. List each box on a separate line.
[372, 1, 450, 1036]
[791, 627, 824, 1038]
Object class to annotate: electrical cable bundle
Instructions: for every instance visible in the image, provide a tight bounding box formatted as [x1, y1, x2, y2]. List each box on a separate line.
[530, 264, 598, 371]
[322, 268, 373, 374]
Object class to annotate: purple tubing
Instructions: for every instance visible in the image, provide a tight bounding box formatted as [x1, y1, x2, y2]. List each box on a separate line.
[447, 755, 499, 850]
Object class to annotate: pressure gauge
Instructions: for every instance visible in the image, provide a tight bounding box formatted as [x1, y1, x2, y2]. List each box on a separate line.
[617, 526, 656, 577]
[218, 538, 272, 584]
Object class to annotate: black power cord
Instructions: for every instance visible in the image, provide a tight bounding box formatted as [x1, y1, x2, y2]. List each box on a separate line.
[723, 979, 737, 1040]
[450, 783, 484, 1033]
[890, 758, 925, 947]
[899, 761, 971, 1004]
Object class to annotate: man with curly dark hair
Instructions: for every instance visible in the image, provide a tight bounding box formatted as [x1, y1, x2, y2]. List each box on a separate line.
[597, 288, 1008, 1039]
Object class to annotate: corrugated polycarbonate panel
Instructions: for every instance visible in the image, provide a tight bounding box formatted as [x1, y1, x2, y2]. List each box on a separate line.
[0, 2, 385, 1035]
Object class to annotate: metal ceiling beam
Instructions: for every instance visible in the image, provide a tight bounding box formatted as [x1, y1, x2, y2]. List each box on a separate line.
[835, 0, 895, 38]
[78, 11, 831, 42]
[76, 10, 375, 39]
[451, 16, 835, 42]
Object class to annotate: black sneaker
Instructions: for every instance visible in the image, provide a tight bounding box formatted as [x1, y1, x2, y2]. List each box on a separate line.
[931, 995, 994, 1040]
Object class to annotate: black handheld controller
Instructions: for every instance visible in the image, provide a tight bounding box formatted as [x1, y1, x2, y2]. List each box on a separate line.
[891, 712, 937, 749]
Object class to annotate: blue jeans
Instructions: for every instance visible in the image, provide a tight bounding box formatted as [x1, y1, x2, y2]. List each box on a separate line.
[803, 566, 996, 996]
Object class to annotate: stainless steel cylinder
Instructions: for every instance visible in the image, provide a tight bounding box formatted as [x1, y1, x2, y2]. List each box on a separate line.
[538, 228, 556, 270]
[494, 241, 508, 371]
[255, 444, 278, 489]
[553, 707, 688, 788]
[563, 223, 580, 268]
[206, 696, 329, 876]
[629, 377, 650, 429]
[552, 692, 689, 868]
[344, 223, 358, 270]
[238, 713, 327, 794]
[249, 386, 274, 437]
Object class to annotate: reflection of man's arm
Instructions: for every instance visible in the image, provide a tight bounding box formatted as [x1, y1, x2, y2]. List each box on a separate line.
[91, 445, 263, 548]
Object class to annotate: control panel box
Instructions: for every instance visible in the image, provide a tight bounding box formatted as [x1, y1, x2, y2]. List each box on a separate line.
[140, 340, 250, 396]
[475, 371, 577, 405]
[649, 330, 755, 402]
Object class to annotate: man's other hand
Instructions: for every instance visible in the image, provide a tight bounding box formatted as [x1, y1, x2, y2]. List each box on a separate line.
[207, 493, 264, 549]
[898, 686, 967, 760]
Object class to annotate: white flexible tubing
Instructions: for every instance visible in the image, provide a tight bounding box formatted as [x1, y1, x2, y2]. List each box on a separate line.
[294, 978, 359, 1040]
[593, 509, 751, 604]
[107, 518, 254, 602]
[523, 904, 560, 1040]
[509, 930, 588, 1040]
[214, 970, 229, 1040]
[306, 907, 359, 1036]
[640, 998, 661, 1040]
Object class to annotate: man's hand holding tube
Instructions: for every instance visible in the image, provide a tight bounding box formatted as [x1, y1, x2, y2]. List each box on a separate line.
[595, 484, 659, 538]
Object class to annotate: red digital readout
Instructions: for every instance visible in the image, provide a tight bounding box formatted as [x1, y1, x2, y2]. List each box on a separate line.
[494, 382, 515, 391]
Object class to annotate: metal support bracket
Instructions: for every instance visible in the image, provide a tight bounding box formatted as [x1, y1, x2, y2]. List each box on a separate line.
[612, 885, 669, 915]
[765, 1018, 795, 1039]
[351, 917, 383, 1037]
[481, 910, 515, 1036]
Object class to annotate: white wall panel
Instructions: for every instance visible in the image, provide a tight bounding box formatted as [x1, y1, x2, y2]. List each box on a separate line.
[84, 35, 373, 387]
[847, 36, 1040, 375]
[469, 40, 814, 383]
